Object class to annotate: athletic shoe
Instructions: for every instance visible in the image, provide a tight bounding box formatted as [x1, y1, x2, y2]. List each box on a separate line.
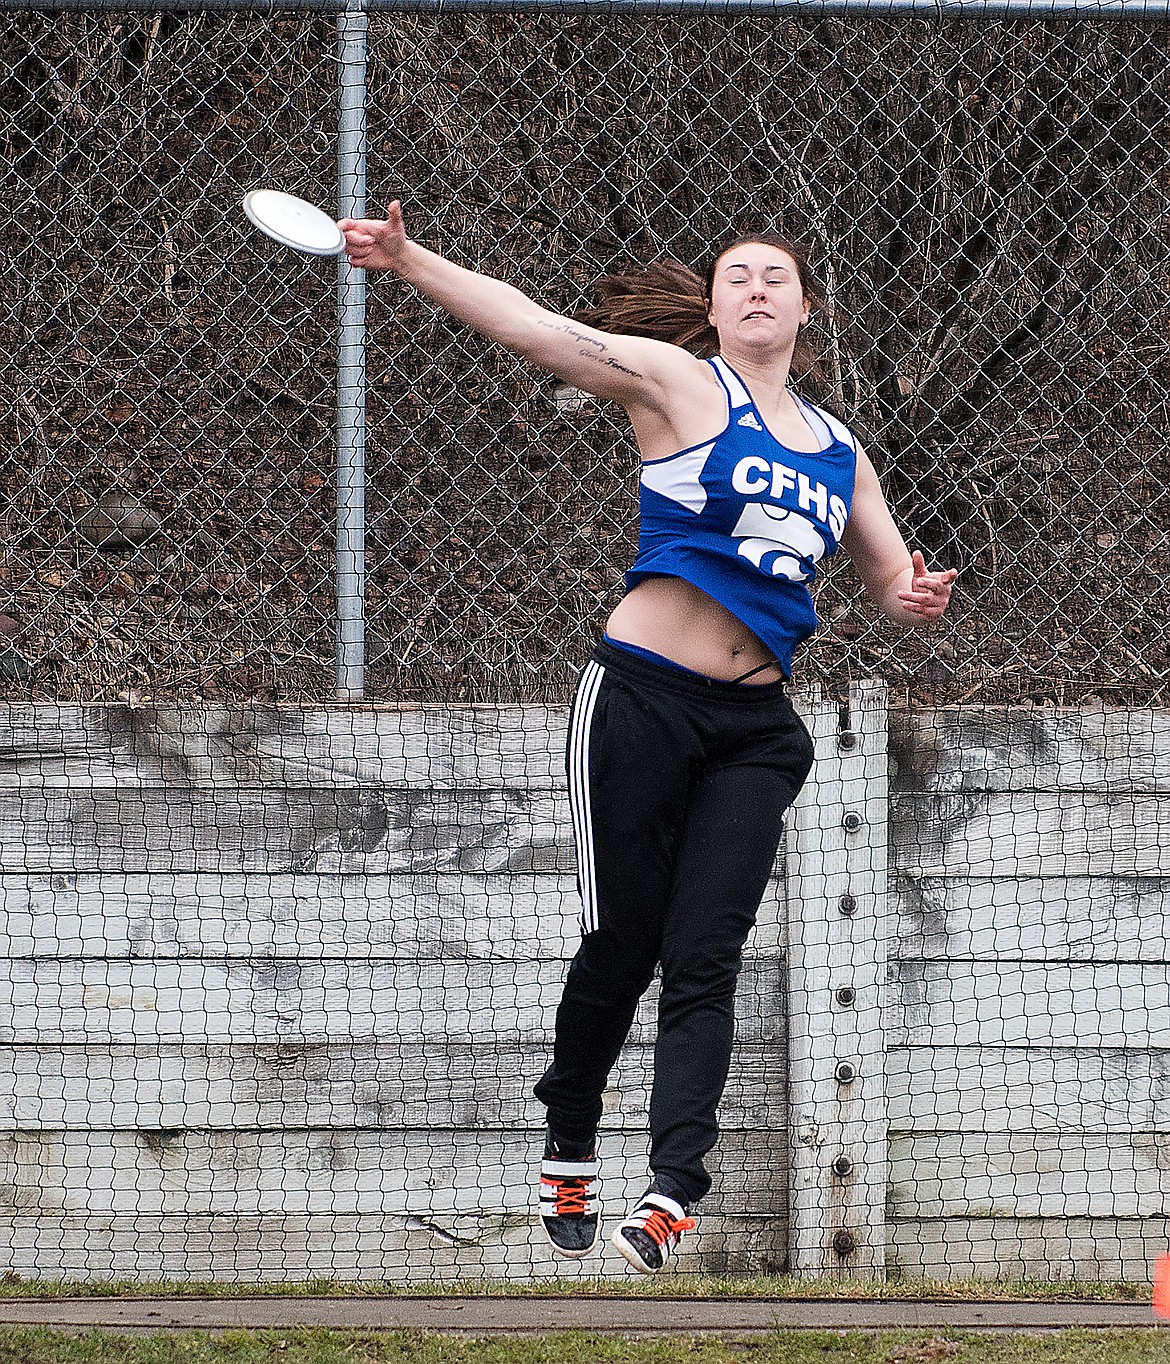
[538, 1144, 600, 1258]
[611, 1190, 695, 1274]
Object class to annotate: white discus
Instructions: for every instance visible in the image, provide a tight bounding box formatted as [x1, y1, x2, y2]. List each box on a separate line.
[242, 189, 346, 256]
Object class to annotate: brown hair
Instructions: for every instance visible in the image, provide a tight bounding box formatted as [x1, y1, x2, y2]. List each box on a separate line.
[576, 233, 823, 374]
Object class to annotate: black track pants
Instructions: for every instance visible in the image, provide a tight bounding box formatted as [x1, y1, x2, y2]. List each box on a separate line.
[534, 638, 814, 1206]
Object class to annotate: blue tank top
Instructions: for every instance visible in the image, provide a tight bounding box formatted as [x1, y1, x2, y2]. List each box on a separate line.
[624, 356, 858, 679]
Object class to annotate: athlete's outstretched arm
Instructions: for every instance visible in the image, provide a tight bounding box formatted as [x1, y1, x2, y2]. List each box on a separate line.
[840, 448, 957, 624]
[339, 202, 703, 409]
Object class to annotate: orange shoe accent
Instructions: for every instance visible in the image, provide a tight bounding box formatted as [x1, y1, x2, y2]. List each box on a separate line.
[540, 1174, 589, 1216]
[641, 1206, 696, 1247]
[1153, 1253, 1170, 1319]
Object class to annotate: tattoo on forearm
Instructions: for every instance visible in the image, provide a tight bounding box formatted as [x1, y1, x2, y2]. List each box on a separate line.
[536, 319, 601, 348]
[535, 318, 644, 379]
[593, 354, 643, 377]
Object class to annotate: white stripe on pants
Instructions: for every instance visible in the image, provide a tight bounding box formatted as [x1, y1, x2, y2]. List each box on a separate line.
[567, 659, 605, 934]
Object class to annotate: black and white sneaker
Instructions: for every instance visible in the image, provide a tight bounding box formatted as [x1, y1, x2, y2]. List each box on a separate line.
[611, 1191, 695, 1274]
[538, 1144, 600, 1258]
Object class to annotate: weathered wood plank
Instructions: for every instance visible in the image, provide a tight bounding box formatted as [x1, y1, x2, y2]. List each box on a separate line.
[892, 792, 1170, 880]
[0, 789, 577, 875]
[0, 790, 789, 880]
[894, 875, 1170, 962]
[889, 1132, 1170, 1219]
[0, 873, 578, 962]
[0, 1128, 787, 1218]
[890, 962, 1170, 1049]
[0, 1210, 788, 1282]
[888, 1047, 1170, 1134]
[0, 1041, 787, 1132]
[890, 1216, 1170, 1282]
[0, 705, 569, 791]
[0, 698, 825, 793]
[891, 708, 1170, 795]
[0, 871, 785, 960]
[0, 959, 787, 1045]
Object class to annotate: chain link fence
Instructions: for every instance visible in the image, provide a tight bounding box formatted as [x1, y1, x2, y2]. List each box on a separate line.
[1, 5, 1167, 706]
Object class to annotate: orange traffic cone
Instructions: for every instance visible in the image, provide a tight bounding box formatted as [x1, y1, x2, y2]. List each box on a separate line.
[1154, 1254, 1170, 1319]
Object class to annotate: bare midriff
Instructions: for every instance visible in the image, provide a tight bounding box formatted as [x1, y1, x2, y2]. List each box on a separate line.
[605, 576, 781, 685]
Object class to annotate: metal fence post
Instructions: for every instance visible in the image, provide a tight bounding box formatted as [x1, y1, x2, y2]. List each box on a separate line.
[336, 3, 368, 701]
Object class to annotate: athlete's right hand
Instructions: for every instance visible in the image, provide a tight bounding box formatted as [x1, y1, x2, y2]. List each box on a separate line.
[339, 200, 409, 272]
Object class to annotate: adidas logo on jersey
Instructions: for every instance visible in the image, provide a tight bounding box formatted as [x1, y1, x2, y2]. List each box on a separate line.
[737, 412, 763, 431]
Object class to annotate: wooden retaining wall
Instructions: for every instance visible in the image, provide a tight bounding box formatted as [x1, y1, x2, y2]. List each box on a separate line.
[0, 698, 1165, 1283]
[887, 705, 1170, 1281]
[0, 702, 795, 1283]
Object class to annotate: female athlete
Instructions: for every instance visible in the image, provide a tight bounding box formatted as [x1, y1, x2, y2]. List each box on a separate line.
[340, 204, 956, 1274]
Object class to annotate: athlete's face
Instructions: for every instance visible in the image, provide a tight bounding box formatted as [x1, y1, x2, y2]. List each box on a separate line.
[706, 243, 810, 354]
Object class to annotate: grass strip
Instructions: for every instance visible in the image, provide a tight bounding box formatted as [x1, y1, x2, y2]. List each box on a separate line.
[0, 1326, 1169, 1364]
[0, 1277, 1152, 1303]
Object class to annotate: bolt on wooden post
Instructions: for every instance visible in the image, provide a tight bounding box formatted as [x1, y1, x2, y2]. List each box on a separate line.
[787, 681, 889, 1276]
